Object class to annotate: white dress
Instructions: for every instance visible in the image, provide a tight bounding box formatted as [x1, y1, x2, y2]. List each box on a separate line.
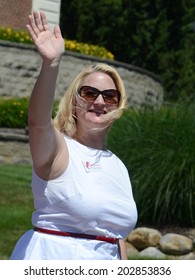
[10, 136, 137, 260]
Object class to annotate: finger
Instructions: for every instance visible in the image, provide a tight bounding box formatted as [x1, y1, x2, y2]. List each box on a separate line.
[33, 11, 43, 31]
[54, 25, 62, 38]
[28, 14, 40, 37]
[40, 11, 50, 31]
[26, 24, 38, 42]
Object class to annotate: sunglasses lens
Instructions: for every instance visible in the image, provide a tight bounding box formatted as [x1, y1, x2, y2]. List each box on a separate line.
[103, 90, 119, 104]
[79, 86, 120, 104]
[80, 87, 98, 101]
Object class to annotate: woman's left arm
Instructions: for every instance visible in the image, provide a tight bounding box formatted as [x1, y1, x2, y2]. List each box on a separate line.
[118, 239, 128, 260]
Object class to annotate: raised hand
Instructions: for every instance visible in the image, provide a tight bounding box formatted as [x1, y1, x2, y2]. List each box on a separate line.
[26, 11, 65, 65]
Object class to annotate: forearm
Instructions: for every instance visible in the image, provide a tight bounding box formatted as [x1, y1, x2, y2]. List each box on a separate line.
[26, 11, 64, 128]
[28, 62, 60, 128]
[26, 11, 66, 178]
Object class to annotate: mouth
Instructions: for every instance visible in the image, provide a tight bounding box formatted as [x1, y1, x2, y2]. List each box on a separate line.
[88, 109, 106, 115]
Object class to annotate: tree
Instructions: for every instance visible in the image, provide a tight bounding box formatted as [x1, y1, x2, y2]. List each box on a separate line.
[60, 0, 195, 101]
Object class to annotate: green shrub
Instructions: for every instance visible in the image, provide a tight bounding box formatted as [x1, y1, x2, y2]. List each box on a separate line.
[108, 103, 195, 227]
[65, 39, 114, 59]
[0, 26, 114, 60]
[0, 97, 29, 128]
[0, 97, 58, 128]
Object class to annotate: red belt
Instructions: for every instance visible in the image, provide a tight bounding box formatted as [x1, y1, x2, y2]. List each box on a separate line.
[34, 227, 118, 244]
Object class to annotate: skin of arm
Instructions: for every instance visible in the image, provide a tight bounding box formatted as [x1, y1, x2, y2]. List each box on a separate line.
[26, 11, 68, 180]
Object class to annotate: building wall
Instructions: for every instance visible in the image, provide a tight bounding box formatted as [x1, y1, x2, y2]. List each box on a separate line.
[0, 0, 61, 31]
[0, 0, 32, 30]
[32, 0, 61, 30]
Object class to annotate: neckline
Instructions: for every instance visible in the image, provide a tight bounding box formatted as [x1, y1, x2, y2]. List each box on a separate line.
[65, 135, 112, 157]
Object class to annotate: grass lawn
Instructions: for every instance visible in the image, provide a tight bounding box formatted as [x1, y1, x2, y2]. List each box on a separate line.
[0, 164, 33, 260]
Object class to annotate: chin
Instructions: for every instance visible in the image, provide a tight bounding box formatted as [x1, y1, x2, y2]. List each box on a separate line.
[88, 113, 107, 122]
[89, 118, 113, 131]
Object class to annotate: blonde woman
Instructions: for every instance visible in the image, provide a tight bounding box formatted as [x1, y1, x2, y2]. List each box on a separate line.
[10, 11, 137, 260]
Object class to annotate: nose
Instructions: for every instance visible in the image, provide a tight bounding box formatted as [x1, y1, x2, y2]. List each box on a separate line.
[94, 93, 105, 104]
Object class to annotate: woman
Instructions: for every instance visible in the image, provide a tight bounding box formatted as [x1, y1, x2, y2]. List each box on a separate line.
[10, 11, 137, 260]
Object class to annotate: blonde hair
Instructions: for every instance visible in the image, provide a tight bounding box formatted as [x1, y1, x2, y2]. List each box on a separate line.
[53, 63, 127, 136]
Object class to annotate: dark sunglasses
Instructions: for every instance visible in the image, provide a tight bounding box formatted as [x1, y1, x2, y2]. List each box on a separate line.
[78, 86, 121, 104]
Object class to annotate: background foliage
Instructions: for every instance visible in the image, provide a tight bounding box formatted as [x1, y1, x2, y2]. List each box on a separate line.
[0, 97, 59, 128]
[0, 165, 33, 259]
[0, 97, 29, 128]
[0, 26, 114, 60]
[108, 103, 195, 227]
[60, 0, 195, 101]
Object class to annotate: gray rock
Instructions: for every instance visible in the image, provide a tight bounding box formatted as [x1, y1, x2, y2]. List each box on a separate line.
[127, 227, 162, 250]
[159, 233, 193, 255]
[180, 252, 195, 260]
[140, 246, 166, 259]
[125, 241, 139, 258]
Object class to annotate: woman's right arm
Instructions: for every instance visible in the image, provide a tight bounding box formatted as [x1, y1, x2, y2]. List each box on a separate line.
[26, 11, 68, 179]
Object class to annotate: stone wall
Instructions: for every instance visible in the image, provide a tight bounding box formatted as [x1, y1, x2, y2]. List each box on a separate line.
[0, 128, 30, 164]
[0, 40, 163, 109]
[0, 41, 164, 164]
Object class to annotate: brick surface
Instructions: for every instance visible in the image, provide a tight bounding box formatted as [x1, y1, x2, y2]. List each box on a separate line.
[0, 0, 32, 30]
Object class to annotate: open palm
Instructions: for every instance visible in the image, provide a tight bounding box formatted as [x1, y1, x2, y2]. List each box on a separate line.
[26, 11, 65, 64]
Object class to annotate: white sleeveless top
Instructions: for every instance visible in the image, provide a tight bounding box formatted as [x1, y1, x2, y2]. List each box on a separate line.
[10, 135, 137, 260]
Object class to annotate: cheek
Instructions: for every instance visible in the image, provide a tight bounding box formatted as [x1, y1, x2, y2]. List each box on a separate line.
[75, 98, 89, 117]
[107, 104, 118, 112]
